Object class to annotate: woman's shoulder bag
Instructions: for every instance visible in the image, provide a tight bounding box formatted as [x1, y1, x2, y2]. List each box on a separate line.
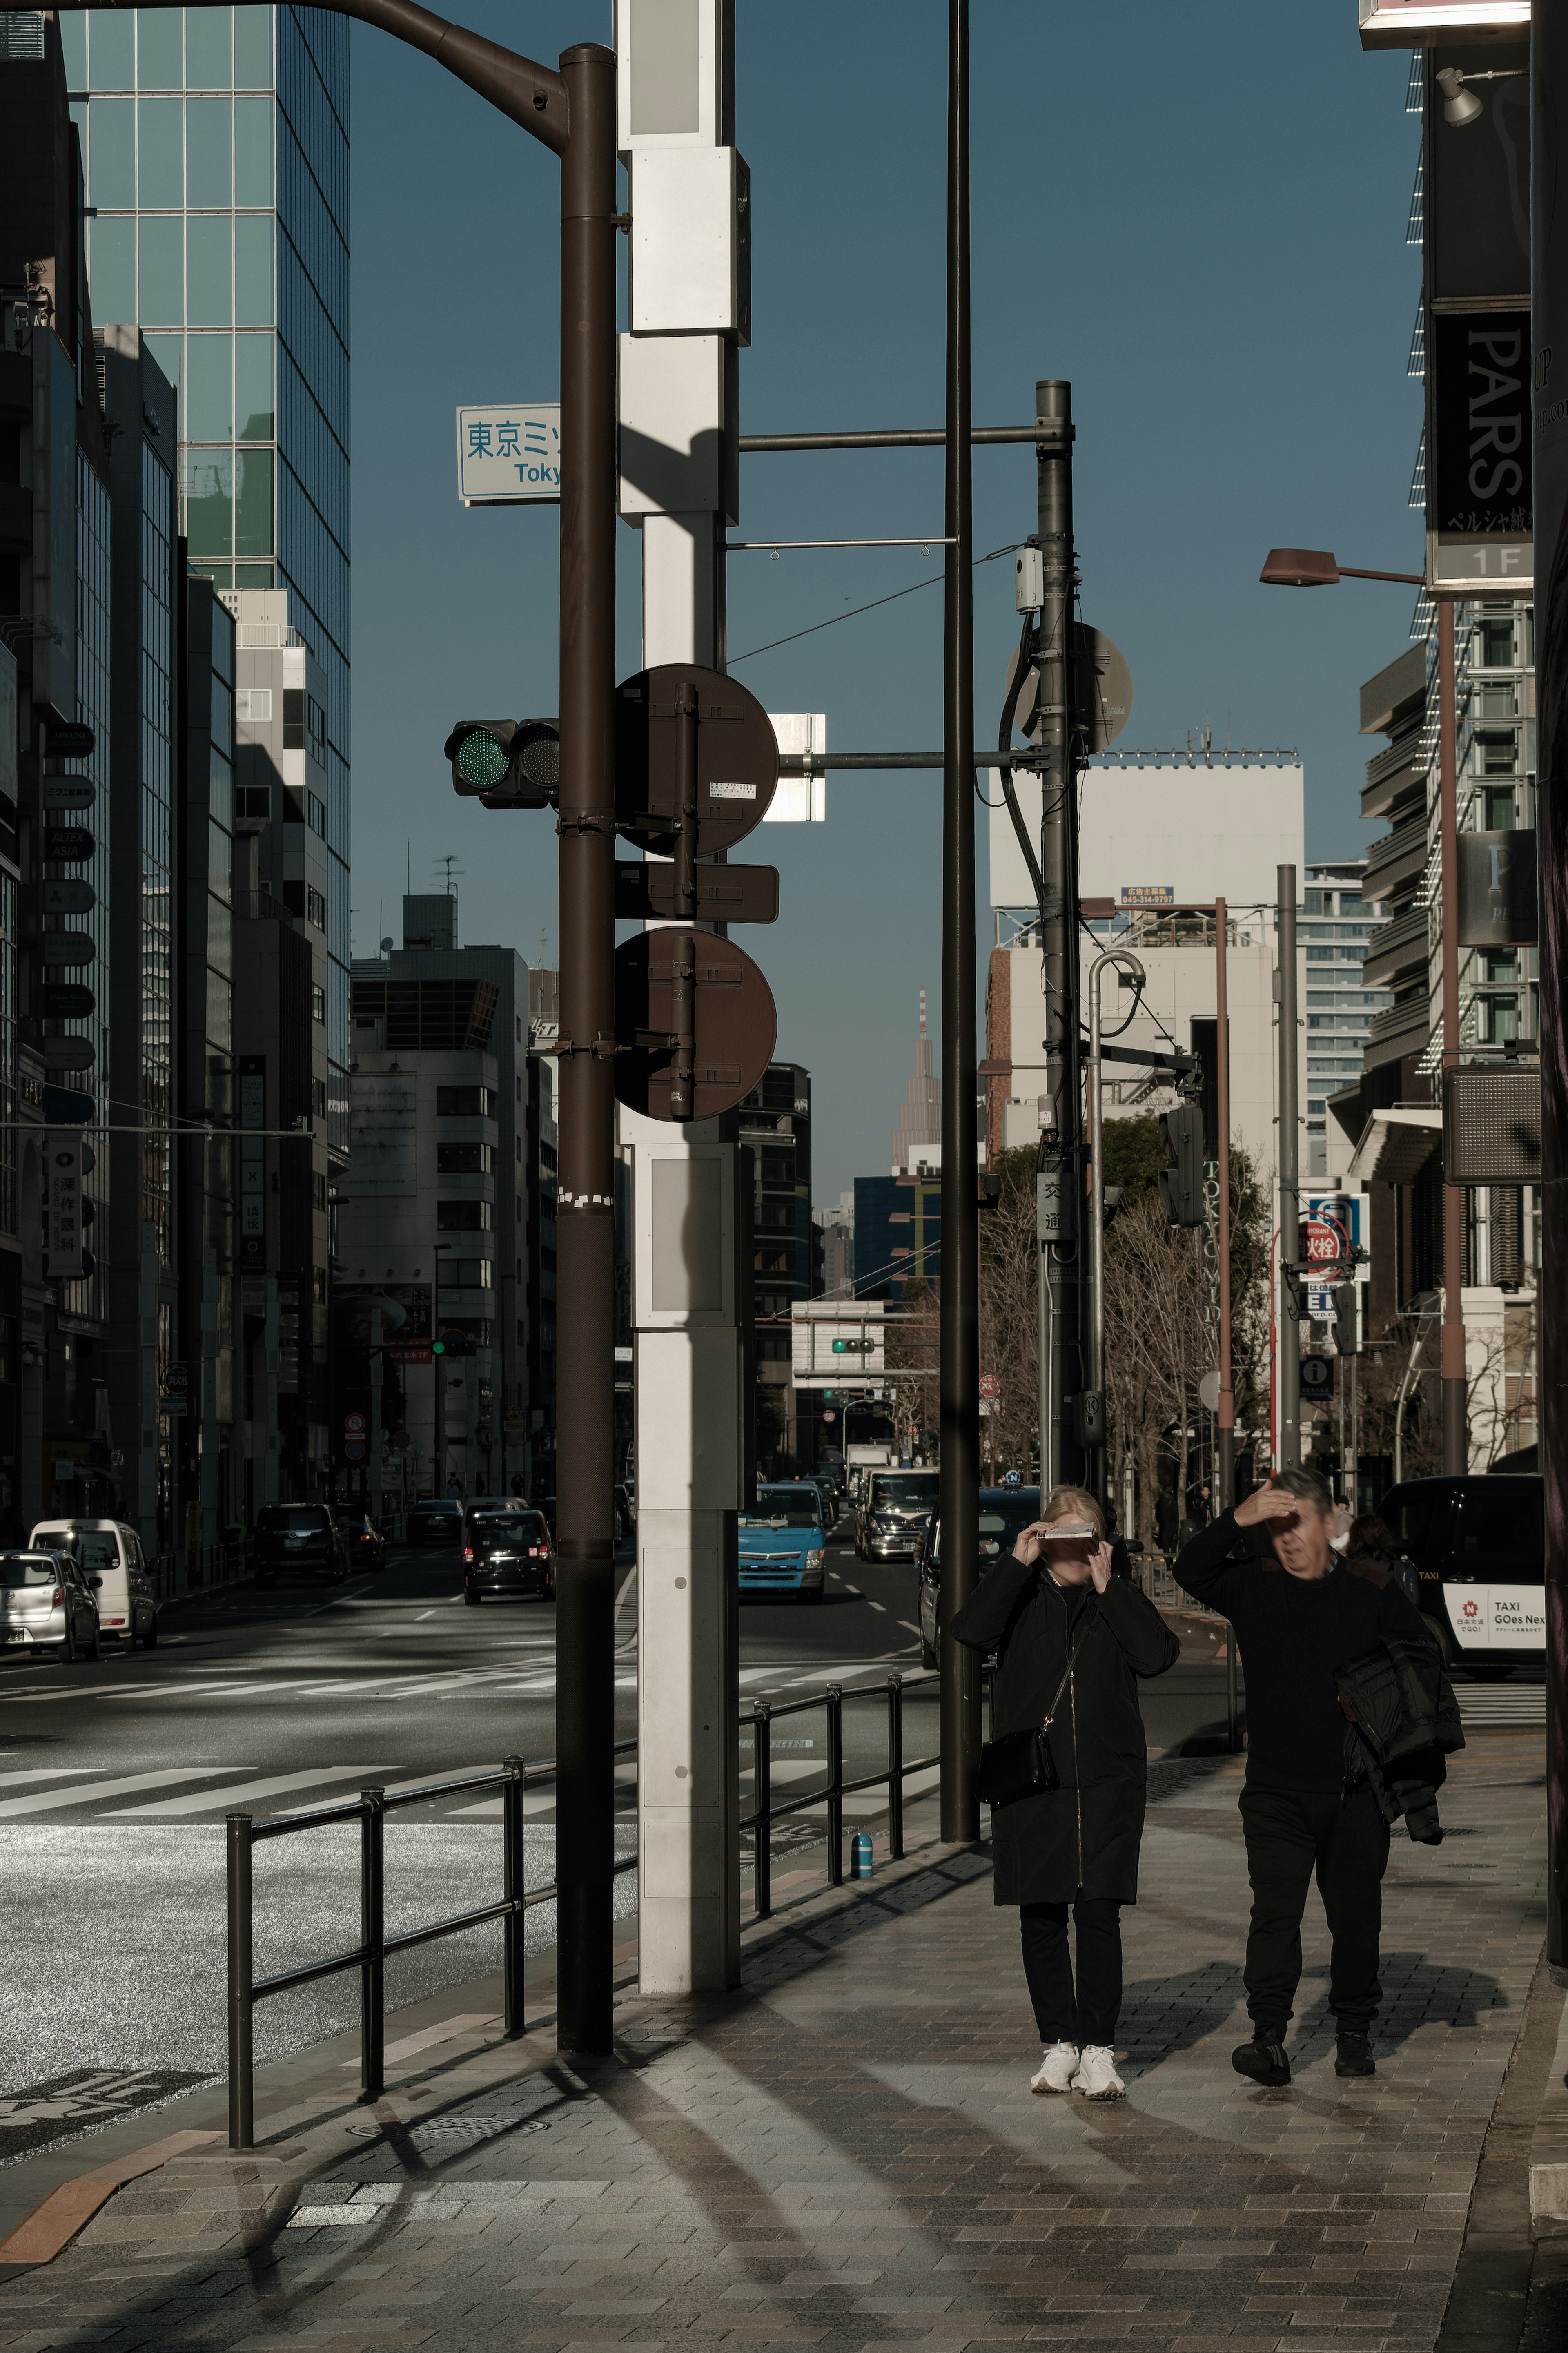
[974, 1602, 1091, 1809]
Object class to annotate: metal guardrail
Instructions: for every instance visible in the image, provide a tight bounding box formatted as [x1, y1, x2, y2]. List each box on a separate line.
[224, 1742, 637, 2148]
[743, 1673, 938, 1919]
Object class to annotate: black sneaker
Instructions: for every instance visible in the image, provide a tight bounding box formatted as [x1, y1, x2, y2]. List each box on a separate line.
[1335, 2032, 1376, 2077]
[1232, 2032, 1291, 2088]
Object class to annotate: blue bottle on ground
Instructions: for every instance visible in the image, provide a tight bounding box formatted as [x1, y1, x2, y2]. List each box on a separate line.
[850, 1831, 873, 1880]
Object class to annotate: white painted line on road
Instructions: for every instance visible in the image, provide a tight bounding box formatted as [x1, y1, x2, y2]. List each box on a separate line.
[867, 1601, 887, 1613]
[105, 1766, 396, 1819]
[415, 1610, 435, 1621]
[0, 1767, 100, 1791]
[0, 1767, 248, 1818]
[898, 1621, 920, 1635]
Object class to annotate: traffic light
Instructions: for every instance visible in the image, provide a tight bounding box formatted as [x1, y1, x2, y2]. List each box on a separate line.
[1334, 1283, 1360, 1358]
[445, 718, 560, 808]
[1158, 1101, 1205, 1227]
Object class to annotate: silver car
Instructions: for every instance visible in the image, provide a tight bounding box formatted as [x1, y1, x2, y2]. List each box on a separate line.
[0, 1550, 102, 1661]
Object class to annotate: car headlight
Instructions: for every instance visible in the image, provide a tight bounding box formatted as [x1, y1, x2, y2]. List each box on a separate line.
[806, 1550, 825, 1574]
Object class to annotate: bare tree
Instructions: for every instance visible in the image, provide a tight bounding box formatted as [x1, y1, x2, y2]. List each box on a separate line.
[978, 1173, 1040, 1476]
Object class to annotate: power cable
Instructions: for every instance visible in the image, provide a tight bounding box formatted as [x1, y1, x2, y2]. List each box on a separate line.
[727, 540, 1025, 666]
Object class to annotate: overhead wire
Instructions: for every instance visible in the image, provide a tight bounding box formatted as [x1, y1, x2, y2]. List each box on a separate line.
[726, 540, 1025, 666]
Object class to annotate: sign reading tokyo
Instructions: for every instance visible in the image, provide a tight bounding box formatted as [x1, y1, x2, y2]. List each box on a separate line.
[457, 405, 561, 505]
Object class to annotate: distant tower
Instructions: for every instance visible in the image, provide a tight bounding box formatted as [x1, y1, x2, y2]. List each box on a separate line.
[891, 988, 942, 1172]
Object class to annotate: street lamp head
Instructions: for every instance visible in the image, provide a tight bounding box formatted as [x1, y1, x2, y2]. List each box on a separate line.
[1435, 66, 1487, 127]
[1260, 547, 1341, 587]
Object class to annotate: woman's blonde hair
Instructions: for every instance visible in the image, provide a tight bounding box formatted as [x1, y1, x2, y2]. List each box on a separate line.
[1042, 1484, 1105, 1540]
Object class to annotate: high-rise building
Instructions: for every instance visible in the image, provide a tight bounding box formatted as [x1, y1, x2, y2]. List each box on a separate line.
[1303, 858, 1388, 1182]
[63, 2, 351, 1157]
[739, 1062, 813, 1476]
[812, 1188, 853, 1299]
[890, 988, 939, 1173]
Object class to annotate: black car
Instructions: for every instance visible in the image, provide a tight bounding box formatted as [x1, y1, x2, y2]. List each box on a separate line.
[464, 1505, 555, 1604]
[1377, 1474, 1544, 1678]
[407, 1497, 465, 1548]
[916, 1485, 1042, 1667]
[253, 1504, 349, 1588]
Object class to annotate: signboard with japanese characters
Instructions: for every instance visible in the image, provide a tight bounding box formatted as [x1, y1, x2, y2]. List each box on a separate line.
[456, 405, 561, 506]
[46, 1133, 84, 1280]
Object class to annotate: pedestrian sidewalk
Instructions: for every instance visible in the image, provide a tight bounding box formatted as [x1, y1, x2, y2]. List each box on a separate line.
[0, 1736, 1558, 2353]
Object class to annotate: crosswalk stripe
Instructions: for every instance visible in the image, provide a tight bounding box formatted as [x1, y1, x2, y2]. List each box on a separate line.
[0, 1767, 100, 1792]
[0, 1768, 247, 1818]
[105, 1766, 394, 1819]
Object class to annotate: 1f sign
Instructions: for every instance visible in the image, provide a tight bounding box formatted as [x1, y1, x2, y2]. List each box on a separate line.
[457, 405, 561, 505]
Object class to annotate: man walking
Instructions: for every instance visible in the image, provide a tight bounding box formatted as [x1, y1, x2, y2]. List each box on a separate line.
[1176, 1467, 1433, 2086]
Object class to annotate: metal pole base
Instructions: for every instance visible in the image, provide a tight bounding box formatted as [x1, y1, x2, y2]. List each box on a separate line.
[1442, 1374, 1468, 1476]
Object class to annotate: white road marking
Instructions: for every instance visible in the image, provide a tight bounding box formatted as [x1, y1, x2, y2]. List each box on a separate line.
[0, 1768, 247, 1818]
[415, 1609, 435, 1621]
[867, 1601, 887, 1613]
[106, 1765, 396, 1818]
[0, 1767, 100, 1791]
[898, 1621, 920, 1635]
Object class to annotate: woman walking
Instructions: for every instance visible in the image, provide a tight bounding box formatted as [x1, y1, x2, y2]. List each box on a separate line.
[952, 1484, 1180, 2099]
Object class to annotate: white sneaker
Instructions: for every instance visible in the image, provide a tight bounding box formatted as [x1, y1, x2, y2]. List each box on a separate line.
[1030, 2041, 1078, 2094]
[1070, 2045, 1125, 2100]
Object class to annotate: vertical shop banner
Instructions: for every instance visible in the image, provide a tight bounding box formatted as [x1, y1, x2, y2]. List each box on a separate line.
[45, 1134, 84, 1280]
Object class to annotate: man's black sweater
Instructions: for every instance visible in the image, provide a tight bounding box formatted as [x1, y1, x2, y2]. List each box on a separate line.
[1175, 1508, 1434, 1793]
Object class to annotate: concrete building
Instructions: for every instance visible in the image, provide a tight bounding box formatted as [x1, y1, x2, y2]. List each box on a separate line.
[64, 1, 352, 1161]
[890, 989, 939, 1173]
[339, 899, 555, 1501]
[1303, 858, 1388, 1185]
[812, 1188, 853, 1300]
[739, 1061, 815, 1477]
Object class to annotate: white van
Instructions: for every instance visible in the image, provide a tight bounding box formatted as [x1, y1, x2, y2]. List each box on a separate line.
[28, 1520, 158, 1648]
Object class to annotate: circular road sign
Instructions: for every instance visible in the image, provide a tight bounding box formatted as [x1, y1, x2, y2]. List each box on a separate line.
[613, 928, 778, 1123]
[823, 1410, 837, 1424]
[615, 664, 778, 856]
[395, 1431, 413, 1451]
[345, 1439, 367, 1462]
[1197, 1369, 1221, 1412]
[1004, 623, 1133, 754]
[345, 1412, 367, 1434]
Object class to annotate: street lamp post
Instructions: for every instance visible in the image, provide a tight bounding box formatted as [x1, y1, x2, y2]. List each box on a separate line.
[1215, 897, 1235, 1510]
[1085, 948, 1145, 1489]
[1258, 548, 1466, 1472]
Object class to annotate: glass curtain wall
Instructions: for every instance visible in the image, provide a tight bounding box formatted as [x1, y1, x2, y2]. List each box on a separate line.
[65, 3, 352, 1161]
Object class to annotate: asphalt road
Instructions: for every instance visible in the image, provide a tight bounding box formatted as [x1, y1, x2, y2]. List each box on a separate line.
[0, 1507, 1367, 2160]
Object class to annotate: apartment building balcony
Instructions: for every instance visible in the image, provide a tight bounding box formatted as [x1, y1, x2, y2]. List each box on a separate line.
[1363, 992, 1429, 1072]
[1363, 902, 1428, 990]
[1361, 811, 1429, 903]
[1361, 737, 1423, 821]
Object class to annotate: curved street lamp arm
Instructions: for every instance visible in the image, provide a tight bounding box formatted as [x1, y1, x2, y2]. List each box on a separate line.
[98, 0, 569, 154]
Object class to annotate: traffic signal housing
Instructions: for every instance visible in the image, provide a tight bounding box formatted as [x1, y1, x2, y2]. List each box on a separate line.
[1158, 1101, 1205, 1228]
[1334, 1283, 1360, 1358]
[445, 718, 560, 808]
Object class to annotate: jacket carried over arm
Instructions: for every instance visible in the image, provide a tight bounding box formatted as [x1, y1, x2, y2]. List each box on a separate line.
[1335, 1621, 1464, 1843]
[951, 1555, 1179, 1907]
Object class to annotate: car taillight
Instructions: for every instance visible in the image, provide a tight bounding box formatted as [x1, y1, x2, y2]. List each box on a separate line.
[464, 1546, 474, 1562]
[52, 1587, 63, 1606]
[528, 1546, 541, 1557]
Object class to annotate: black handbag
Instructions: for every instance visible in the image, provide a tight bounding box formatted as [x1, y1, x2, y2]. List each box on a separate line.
[975, 1610, 1088, 1809]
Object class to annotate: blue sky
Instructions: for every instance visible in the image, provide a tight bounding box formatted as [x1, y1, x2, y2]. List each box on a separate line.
[348, 1, 1424, 1202]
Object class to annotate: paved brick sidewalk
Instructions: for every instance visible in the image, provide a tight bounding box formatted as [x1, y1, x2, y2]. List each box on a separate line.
[0, 1737, 1548, 2352]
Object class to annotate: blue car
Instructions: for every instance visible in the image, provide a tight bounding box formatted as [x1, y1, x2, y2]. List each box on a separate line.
[738, 1483, 827, 1604]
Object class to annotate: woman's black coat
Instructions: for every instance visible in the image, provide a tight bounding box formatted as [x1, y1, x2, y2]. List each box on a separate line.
[951, 1553, 1180, 1905]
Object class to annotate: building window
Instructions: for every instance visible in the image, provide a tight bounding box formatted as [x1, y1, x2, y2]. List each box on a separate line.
[310, 984, 325, 1023]
[1481, 995, 1519, 1044]
[1480, 616, 1515, 667]
[306, 790, 325, 836]
[437, 1142, 493, 1173]
[306, 885, 325, 929]
[313, 1172, 327, 1210]
[436, 1085, 497, 1118]
[1484, 786, 1517, 829]
[438, 1199, 494, 1232]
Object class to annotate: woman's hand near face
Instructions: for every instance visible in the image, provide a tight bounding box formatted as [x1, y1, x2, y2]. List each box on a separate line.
[1088, 1540, 1113, 1594]
[1011, 1521, 1050, 1567]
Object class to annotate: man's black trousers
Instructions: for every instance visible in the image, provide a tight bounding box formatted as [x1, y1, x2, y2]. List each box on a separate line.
[1020, 1895, 1122, 2047]
[1239, 1781, 1390, 2036]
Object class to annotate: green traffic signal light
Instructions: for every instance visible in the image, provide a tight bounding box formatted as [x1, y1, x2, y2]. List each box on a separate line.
[454, 727, 510, 791]
[431, 1339, 445, 1356]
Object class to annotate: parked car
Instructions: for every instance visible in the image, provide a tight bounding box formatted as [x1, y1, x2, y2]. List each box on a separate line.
[739, 1482, 827, 1603]
[349, 1515, 387, 1574]
[1377, 1474, 1544, 1679]
[856, 1467, 941, 1562]
[407, 1497, 465, 1548]
[463, 1505, 555, 1604]
[0, 1549, 101, 1660]
[253, 1504, 350, 1587]
[916, 1485, 1042, 1668]
[28, 1519, 158, 1648]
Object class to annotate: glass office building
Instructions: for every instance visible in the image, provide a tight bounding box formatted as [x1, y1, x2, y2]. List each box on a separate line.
[64, 3, 351, 1152]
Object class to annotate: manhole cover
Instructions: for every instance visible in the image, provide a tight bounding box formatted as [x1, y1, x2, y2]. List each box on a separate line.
[348, 2115, 550, 2143]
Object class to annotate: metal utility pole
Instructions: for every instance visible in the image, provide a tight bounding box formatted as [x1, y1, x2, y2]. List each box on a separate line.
[1437, 600, 1468, 1473]
[1528, 5, 1566, 1973]
[1215, 897, 1235, 1509]
[1034, 380, 1079, 1494]
[1084, 949, 1143, 1481]
[1276, 865, 1301, 1472]
[938, 0, 980, 1847]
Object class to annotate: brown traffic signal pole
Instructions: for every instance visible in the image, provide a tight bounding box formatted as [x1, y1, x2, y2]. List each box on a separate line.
[116, 0, 618, 2054]
[1215, 897, 1234, 1511]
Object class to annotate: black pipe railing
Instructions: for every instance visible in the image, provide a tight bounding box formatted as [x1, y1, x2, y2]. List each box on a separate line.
[224, 1741, 637, 2148]
[742, 1673, 940, 1919]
